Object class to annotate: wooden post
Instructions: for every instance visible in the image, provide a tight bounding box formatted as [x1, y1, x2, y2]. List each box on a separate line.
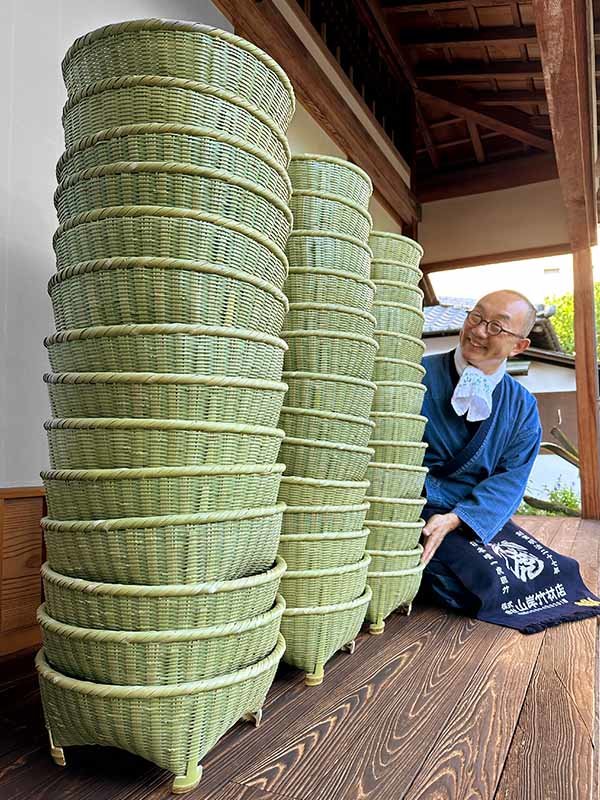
[573, 248, 600, 519]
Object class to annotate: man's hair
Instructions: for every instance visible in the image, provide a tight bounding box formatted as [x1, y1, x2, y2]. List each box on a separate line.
[480, 290, 537, 336]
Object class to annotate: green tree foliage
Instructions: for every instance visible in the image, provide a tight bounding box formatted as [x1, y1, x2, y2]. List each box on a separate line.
[545, 283, 600, 356]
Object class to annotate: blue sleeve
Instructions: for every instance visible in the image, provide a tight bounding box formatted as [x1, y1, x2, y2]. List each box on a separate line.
[452, 416, 542, 544]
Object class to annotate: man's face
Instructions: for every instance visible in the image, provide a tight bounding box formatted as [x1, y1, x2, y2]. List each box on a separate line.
[459, 292, 531, 370]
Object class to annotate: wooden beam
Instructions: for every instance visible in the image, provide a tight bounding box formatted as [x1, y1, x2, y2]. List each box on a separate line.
[398, 25, 538, 48]
[572, 247, 600, 519]
[211, 0, 418, 225]
[467, 120, 485, 162]
[416, 103, 440, 168]
[383, 0, 517, 11]
[475, 90, 548, 107]
[422, 241, 571, 272]
[416, 59, 544, 81]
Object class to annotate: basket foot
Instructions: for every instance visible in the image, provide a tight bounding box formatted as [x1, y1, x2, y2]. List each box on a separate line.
[342, 639, 356, 654]
[369, 620, 385, 635]
[305, 662, 324, 686]
[242, 708, 263, 728]
[172, 762, 202, 794]
[48, 730, 66, 767]
[398, 602, 413, 617]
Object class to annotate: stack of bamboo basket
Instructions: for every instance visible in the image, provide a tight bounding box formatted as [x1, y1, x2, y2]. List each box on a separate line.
[365, 232, 428, 635]
[37, 20, 296, 793]
[277, 154, 377, 686]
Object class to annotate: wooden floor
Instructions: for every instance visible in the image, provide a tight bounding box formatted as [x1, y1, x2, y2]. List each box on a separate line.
[0, 516, 598, 800]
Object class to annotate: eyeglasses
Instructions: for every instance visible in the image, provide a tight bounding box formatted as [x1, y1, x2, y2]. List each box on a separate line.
[465, 310, 525, 339]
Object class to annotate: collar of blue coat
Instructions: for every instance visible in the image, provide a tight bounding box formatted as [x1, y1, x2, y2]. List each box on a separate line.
[451, 345, 507, 421]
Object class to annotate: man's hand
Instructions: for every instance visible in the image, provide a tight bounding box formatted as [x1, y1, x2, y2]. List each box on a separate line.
[421, 512, 461, 565]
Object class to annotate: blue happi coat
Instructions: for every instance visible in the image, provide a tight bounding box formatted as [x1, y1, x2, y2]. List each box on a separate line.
[422, 349, 542, 544]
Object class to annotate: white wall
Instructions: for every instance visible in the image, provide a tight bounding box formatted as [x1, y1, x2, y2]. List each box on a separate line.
[0, 0, 231, 487]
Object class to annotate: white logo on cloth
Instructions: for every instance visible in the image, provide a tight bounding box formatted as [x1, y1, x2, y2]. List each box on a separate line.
[489, 541, 545, 582]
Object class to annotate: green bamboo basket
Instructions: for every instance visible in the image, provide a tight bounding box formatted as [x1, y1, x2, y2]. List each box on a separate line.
[372, 279, 423, 309]
[280, 554, 370, 608]
[45, 417, 284, 470]
[366, 461, 428, 499]
[289, 190, 372, 242]
[285, 303, 376, 339]
[53, 206, 288, 288]
[370, 259, 423, 286]
[55, 162, 293, 250]
[280, 437, 374, 481]
[286, 230, 373, 279]
[284, 266, 376, 311]
[45, 324, 287, 380]
[279, 475, 369, 507]
[62, 75, 290, 166]
[62, 20, 295, 130]
[370, 440, 428, 467]
[43, 505, 284, 584]
[281, 502, 369, 536]
[38, 594, 285, 685]
[279, 406, 375, 448]
[45, 372, 287, 426]
[369, 232, 423, 267]
[366, 563, 425, 634]
[374, 329, 425, 363]
[366, 517, 425, 551]
[36, 635, 285, 793]
[57, 123, 292, 202]
[373, 302, 425, 339]
[42, 463, 285, 521]
[279, 529, 368, 571]
[371, 411, 427, 442]
[283, 370, 376, 418]
[49, 257, 289, 334]
[42, 557, 286, 630]
[283, 330, 378, 381]
[367, 546, 423, 572]
[366, 496, 426, 523]
[371, 381, 427, 415]
[288, 154, 372, 207]
[373, 357, 426, 383]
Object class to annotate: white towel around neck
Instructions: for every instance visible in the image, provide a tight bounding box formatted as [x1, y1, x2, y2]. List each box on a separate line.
[451, 345, 507, 422]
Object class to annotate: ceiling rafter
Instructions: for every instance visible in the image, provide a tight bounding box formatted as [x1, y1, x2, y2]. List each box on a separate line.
[396, 24, 538, 47]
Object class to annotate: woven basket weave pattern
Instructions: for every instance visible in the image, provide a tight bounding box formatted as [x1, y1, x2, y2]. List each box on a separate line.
[280, 555, 370, 608]
[288, 155, 372, 206]
[285, 267, 375, 311]
[286, 231, 372, 278]
[366, 496, 426, 524]
[284, 331, 378, 381]
[369, 232, 424, 267]
[278, 407, 374, 448]
[373, 358, 425, 383]
[283, 372, 376, 419]
[366, 565, 425, 626]
[281, 503, 369, 536]
[366, 519, 425, 551]
[289, 192, 371, 241]
[279, 530, 368, 571]
[280, 437, 374, 482]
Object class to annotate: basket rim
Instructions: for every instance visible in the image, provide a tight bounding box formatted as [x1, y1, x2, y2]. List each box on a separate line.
[367, 545, 423, 557]
[41, 504, 286, 531]
[283, 435, 374, 456]
[289, 153, 372, 188]
[288, 302, 377, 325]
[44, 417, 285, 437]
[282, 553, 371, 579]
[375, 329, 425, 347]
[373, 301, 425, 321]
[365, 516, 425, 529]
[370, 411, 427, 422]
[370, 439, 428, 449]
[366, 495, 426, 506]
[373, 278, 424, 295]
[41, 463, 286, 481]
[374, 380, 426, 391]
[36, 633, 286, 697]
[280, 405, 375, 428]
[283, 329, 378, 348]
[44, 371, 287, 390]
[288, 228, 372, 257]
[291, 188, 372, 224]
[280, 528, 369, 543]
[282, 370, 376, 389]
[281, 475, 370, 489]
[41, 555, 286, 597]
[371, 257, 423, 274]
[368, 562, 426, 578]
[369, 231, 424, 256]
[283, 502, 370, 514]
[374, 357, 426, 374]
[287, 265, 376, 290]
[282, 586, 372, 617]
[368, 461, 428, 473]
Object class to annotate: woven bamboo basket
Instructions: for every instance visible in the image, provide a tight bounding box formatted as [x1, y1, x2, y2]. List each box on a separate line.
[283, 330, 378, 381]
[279, 406, 375, 448]
[62, 76, 290, 166]
[38, 594, 285, 685]
[57, 124, 292, 202]
[366, 563, 425, 634]
[288, 154, 372, 207]
[286, 230, 372, 279]
[282, 370, 376, 418]
[373, 303, 425, 339]
[371, 411, 427, 442]
[366, 462, 428, 499]
[285, 303, 376, 339]
[43, 505, 284, 584]
[366, 495, 426, 523]
[42, 557, 286, 630]
[370, 440, 428, 467]
[279, 529, 368, 571]
[374, 329, 425, 363]
[49, 258, 289, 334]
[370, 259, 422, 286]
[62, 20, 295, 130]
[281, 502, 369, 536]
[55, 163, 293, 250]
[279, 475, 369, 507]
[45, 324, 287, 380]
[280, 554, 370, 608]
[372, 279, 423, 309]
[371, 381, 427, 415]
[372, 357, 426, 383]
[367, 546, 423, 572]
[45, 372, 287, 427]
[369, 232, 423, 267]
[53, 206, 288, 288]
[36, 635, 285, 794]
[366, 518, 425, 551]
[280, 437, 373, 482]
[289, 190, 372, 242]
[45, 417, 284, 470]
[42, 463, 285, 521]
[284, 266, 376, 311]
